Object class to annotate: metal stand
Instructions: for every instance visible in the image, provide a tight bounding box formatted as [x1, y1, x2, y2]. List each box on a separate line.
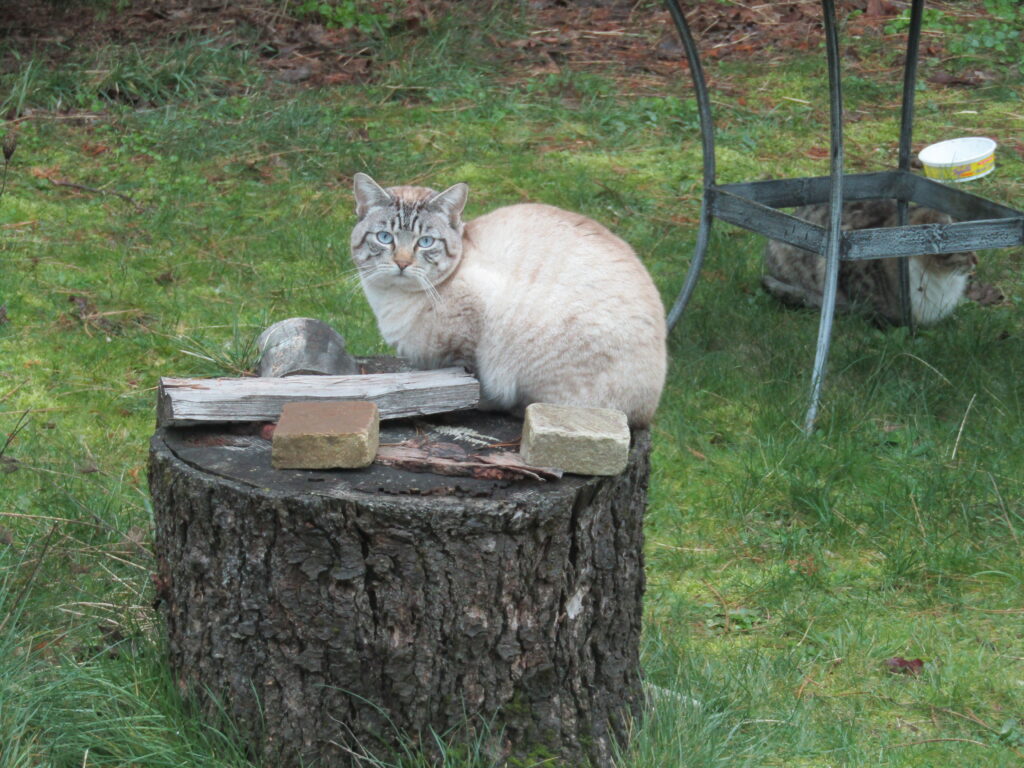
[664, 0, 1024, 431]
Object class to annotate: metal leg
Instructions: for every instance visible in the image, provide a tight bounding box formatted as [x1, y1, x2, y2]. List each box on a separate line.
[898, 0, 925, 173]
[895, 0, 926, 329]
[804, 0, 846, 432]
[667, 194, 714, 330]
[665, 0, 717, 331]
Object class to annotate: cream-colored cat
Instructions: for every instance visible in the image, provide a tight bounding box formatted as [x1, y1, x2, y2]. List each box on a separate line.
[350, 173, 666, 428]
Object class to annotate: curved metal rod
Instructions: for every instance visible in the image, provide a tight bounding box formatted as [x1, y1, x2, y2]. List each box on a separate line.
[664, 0, 717, 331]
[804, 0, 845, 432]
[667, 192, 714, 331]
[896, 0, 926, 328]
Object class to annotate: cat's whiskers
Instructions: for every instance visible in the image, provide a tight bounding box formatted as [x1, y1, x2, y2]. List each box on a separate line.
[356, 263, 393, 290]
[340, 263, 369, 286]
[410, 267, 443, 310]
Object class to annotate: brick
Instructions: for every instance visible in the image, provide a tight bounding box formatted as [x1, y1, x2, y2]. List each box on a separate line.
[272, 400, 379, 469]
[520, 403, 630, 476]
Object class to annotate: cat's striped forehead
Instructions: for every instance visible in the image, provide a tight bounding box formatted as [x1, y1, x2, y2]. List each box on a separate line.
[378, 185, 440, 232]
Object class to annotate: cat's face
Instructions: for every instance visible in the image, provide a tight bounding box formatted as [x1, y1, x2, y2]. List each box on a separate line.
[907, 207, 978, 274]
[350, 173, 468, 294]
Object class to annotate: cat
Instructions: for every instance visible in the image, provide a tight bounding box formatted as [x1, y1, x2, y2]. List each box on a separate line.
[762, 199, 977, 326]
[349, 173, 667, 428]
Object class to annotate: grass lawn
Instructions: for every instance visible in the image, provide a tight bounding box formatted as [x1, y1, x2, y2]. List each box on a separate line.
[1, 1, 1023, 765]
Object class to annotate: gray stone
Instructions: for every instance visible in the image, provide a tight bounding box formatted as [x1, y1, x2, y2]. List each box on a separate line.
[272, 400, 379, 469]
[520, 403, 630, 476]
[257, 317, 358, 377]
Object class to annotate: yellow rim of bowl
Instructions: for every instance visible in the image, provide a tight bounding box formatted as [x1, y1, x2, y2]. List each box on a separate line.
[922, 153, 994, 181]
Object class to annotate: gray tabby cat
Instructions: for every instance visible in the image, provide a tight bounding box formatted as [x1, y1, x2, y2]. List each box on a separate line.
[350, 173, 667, 428]
[762, 199, 976, 325]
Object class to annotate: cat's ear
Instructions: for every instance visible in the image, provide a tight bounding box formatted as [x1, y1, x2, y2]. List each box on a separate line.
[427, 182, 468, 227]
[353, 173, 392, 218]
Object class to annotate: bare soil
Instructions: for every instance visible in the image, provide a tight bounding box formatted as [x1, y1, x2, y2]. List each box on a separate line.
[0, 0, 948, 92]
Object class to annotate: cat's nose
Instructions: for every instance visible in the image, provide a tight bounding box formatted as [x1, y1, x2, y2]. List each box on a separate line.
[394, 248, 413, 272]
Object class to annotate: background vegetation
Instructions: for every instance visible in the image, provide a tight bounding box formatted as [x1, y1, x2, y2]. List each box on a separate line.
[1, 0, 1022, 765]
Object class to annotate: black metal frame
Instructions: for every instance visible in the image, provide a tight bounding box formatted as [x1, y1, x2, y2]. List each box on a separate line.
[664, 0, 1024, 431]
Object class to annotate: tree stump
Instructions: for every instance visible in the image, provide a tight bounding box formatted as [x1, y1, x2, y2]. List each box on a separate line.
[149, 404, 649, 767]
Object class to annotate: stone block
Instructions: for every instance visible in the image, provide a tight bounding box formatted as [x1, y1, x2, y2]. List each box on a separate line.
[256, 317, 358, 377]
[520, 403, 630, 476]
[272, 400, 379, 469]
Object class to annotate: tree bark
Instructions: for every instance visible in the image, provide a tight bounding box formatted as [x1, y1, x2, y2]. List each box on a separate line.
[149, 411, 648, 767]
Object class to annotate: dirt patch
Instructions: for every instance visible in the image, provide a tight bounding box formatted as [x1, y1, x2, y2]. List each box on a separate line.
[1, 0, 372, 87]
[0, 0, 933, 93]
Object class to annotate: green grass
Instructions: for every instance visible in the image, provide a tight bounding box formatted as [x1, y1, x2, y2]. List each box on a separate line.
[2, 2, 1024, 765]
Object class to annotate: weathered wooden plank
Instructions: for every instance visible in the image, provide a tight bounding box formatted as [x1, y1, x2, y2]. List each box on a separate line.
[157, 368, 480, 427]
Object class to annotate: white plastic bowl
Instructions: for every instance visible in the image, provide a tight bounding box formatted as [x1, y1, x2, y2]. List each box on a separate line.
[918, 137, 996, 182]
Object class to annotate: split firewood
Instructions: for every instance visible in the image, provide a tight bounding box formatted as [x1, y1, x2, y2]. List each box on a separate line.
[375, 436, 562, 482]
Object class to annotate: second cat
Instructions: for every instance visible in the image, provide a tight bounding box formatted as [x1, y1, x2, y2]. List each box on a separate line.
[762, 199, 976, 326]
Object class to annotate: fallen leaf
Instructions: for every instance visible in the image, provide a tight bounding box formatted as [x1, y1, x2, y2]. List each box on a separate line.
[927, 70, 989, 87]
[966, 280, 1005, 307]
[31, 165, 63, 181]
[885, 656, 925, 676]
[277, 66, 313, 83]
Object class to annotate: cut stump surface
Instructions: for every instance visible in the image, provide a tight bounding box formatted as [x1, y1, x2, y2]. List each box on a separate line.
[149, 403, 649, 768]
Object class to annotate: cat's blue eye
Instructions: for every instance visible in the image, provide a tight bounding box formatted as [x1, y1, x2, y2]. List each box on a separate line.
[376, 231, 394, 245]
[417, 236, 435, 249]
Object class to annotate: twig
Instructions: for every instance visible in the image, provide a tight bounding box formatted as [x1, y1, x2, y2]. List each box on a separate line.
[796, 617, 815, 647]
[0, 380, 25, 404]
[795, 673, 817, 699]
[651, 542, 717, 553]
[0, 511, 103, 530]
[898, 352, 953, 386]
[104, 551, 152, 571]
[910, 494, 928, 541]
[795, 657, 842, 699]
[0, 410, 30, 459]
[0, 158, 10, 199]
[949, 393, 976, 461]
[0, 524, 58, 636]
[988, 472, 1021, 550]
[965, 607, 1024, 614]
[701, 578, 731, 633]
[936, 707, 995, 732]
[738, 719, 791, 726]
[884, 737, 988, 749]
[46, 177, 139, 208]
[0, 408, 68, 416]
